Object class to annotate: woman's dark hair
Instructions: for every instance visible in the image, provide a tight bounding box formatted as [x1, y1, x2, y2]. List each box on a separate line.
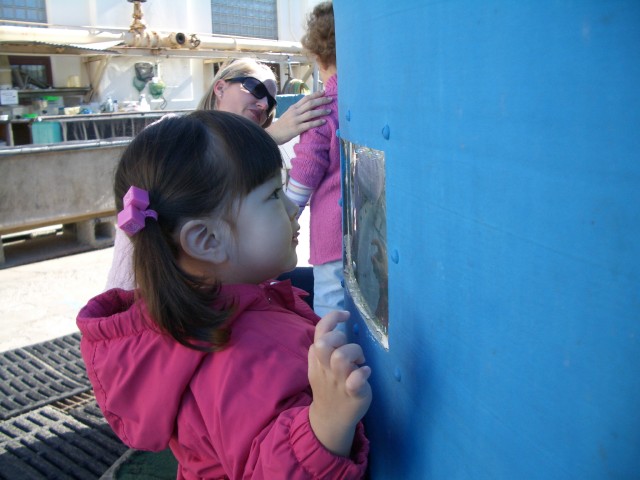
[114, 110, 283, 351]
[302, 1, 335, 69]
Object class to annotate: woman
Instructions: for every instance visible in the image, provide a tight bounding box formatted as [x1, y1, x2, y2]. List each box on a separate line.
[199, 57, 332, 145]
[105, 58, 332, 290]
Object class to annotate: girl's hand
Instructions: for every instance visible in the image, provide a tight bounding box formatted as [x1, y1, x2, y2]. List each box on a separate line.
[308, 310, 372, 457]
[266, 91, 333, 145]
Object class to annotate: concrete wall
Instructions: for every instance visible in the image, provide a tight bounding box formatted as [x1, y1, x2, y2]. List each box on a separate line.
[0, 140, 126, 235]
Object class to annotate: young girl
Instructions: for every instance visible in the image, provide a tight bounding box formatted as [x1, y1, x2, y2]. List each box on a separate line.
[285, 2, 344, 317]
[77, 111, 371, 479]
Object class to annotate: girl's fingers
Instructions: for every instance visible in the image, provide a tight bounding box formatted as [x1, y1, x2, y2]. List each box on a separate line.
[329, 342, 365, 372]
[314, 310, 349, 341]
[345, 366, 372, 397]
[315, 338, 367, 383]
[313, 329, 347, 365]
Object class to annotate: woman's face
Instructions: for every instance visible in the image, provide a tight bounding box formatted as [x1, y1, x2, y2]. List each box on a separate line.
[215, 69, 277, 126]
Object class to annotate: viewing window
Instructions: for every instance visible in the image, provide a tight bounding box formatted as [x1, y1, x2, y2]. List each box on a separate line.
[342, 141, 388, 347]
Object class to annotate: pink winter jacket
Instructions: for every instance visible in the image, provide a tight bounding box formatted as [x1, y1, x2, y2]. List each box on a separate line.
[289, 74, 342, 266]
[76, 280, 369, 479]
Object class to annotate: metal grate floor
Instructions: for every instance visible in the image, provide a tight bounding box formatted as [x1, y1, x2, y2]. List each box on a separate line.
[0, 334, 128, 479]
[1, 333, 89, 421]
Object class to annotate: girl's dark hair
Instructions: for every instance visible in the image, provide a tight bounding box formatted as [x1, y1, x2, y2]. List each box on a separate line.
[114, 110, 283, 351]
[302, 1, 335, 69]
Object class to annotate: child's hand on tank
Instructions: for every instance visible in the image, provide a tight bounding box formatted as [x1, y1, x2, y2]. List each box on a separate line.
[308, 310, 372, 457]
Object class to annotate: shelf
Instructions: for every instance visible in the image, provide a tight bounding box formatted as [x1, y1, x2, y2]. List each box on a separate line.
[15, 88, 90, 98]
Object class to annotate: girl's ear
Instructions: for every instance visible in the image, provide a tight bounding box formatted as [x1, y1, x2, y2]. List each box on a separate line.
[179, 218, 229, 264]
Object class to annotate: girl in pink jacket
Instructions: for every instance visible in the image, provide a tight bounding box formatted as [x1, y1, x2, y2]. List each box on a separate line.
[285, 2, 344, 318]
[77, 111, 371, 479]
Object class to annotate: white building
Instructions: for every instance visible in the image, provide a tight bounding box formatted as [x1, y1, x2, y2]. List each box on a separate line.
[0, 0, 322, 113]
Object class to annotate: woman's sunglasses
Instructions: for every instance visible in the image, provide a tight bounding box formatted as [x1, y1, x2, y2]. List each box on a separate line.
[227, 76, 277, 113]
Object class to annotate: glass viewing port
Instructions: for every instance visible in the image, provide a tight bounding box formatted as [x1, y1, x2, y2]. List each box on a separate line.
[341, 140, 388, 347]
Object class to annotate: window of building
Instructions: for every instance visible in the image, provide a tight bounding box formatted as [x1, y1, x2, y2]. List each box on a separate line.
[7, 56, 52, 89]
[0, 0, 47, 23]
[211, 0, 278, 40]
[342, 141, 389, 348]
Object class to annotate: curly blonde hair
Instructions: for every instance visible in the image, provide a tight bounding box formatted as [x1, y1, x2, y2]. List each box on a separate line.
[301, 1, 335, 69]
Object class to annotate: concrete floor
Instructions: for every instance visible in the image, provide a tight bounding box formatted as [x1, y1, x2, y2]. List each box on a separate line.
[0, 209, 311, 353]
[0, 246, 112, 352]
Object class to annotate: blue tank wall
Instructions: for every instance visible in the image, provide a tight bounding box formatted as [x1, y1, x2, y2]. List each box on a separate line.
[335, 1, 640, 478]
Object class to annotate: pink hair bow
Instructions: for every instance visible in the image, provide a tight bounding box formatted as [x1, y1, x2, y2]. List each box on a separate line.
[117, 186, 158, 236]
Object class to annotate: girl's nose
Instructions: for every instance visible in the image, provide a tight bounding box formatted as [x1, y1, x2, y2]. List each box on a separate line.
[283, 193, 299, 219]
[291, 203, 300, 220]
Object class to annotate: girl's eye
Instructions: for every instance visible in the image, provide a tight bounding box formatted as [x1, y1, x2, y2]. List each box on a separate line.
[270, 188, 282, 199]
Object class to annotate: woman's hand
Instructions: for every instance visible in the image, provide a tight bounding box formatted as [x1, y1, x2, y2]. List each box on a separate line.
[266, 91, 333, 145]
[308, 310, 372, 457]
